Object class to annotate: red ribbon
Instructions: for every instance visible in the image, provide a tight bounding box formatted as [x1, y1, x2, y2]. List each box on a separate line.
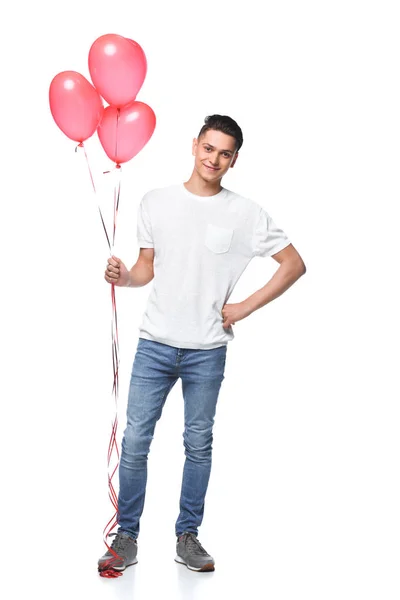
[76, 143, 125, 577]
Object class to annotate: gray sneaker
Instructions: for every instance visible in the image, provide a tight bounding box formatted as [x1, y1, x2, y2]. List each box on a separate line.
[98, 531, 138, 572]
[175, 532, 215, 571]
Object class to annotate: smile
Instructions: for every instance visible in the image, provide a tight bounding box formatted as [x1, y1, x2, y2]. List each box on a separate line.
[204, 164, 220, 171]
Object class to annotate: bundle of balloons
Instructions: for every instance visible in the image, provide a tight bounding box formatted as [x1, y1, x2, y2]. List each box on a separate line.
[49, 33, 156, 165]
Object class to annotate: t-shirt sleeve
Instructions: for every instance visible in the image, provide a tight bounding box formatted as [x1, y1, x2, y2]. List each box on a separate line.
[136, 197, 154, 248]
[252, 207, 291, 257]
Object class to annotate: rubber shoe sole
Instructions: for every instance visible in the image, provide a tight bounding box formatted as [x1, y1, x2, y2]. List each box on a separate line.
[98, 556, 138, 572]
[174, 554, 215, 572]
[108, 557, 138, 571]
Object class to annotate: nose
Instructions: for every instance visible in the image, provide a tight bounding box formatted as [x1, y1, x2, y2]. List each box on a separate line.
[210, 152, 219, 166]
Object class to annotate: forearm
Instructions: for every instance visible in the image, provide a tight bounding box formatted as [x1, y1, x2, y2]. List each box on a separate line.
[244, 261, 305, 314]
[126, 262, 154, 287]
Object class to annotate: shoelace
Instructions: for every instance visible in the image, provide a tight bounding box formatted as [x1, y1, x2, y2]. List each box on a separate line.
[108, 532, 136, 553]
[181, 533, 209, 556]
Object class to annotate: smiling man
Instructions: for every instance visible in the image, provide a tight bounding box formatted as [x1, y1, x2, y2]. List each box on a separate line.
[98, 114, 306, 575]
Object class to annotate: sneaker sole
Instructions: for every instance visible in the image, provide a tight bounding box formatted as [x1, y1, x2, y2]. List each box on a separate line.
[174, 554, 215, 572]
[112, 558, 138, 571]
[98, 557, 138, 572]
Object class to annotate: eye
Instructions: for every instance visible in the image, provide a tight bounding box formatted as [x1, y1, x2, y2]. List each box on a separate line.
[223, 153, 231, 158]
[204, 146, 211, 151]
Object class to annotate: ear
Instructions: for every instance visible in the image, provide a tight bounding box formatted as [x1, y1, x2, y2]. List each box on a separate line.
[192, 137, 198, 156]
[230, 152, 239, 168]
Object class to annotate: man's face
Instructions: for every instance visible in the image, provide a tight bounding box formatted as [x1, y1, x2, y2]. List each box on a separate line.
[192, 129, 239, 183]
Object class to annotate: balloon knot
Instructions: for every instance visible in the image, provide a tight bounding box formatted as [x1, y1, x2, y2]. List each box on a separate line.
[103, 164, 121, 174]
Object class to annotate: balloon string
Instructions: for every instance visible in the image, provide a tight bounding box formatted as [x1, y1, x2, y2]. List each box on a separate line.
[103, 108, 121, 172]
[98, 163, 124, 578]
[74, 141, 124, 576]
[113, 167, 121, 247]
[75, 142, 112, 253]
[115, 108, 120, 166]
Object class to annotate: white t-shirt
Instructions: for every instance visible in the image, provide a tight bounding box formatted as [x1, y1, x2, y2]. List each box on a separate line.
[136, 183, 291, 349]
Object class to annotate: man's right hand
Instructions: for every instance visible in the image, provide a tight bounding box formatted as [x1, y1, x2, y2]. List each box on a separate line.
[104, 255, 130, 287]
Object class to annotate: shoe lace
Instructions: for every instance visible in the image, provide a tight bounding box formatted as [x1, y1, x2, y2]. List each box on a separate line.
[182, 533, 209, 556]
[108, 532, 135, 554]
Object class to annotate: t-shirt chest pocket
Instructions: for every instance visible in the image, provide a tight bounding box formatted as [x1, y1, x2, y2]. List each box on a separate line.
[204, 223, 234, 254]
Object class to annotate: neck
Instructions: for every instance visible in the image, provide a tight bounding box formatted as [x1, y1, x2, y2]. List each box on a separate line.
[184, 170, 223, 197]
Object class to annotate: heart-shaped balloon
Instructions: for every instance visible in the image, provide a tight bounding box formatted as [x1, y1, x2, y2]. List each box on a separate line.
[89, 34, 147, 108]
[97, 101, 156, 164]
[49, 71, 104, 142]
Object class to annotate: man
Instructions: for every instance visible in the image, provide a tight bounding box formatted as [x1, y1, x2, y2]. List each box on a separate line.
[98, 114, 306, 574]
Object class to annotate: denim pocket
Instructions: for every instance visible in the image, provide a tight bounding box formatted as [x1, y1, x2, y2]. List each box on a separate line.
[204, 224, 234, 254]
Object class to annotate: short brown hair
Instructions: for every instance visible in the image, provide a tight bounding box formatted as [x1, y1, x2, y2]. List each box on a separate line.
[198, 114, 243, 152]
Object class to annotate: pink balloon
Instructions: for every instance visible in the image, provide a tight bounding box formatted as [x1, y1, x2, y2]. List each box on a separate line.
[49, 71, 104, 142]
[97, 101, 156, 164]
[88, 34, 147, 108]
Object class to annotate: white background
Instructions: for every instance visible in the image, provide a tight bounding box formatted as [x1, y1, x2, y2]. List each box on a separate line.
[1, 1, 399, 598]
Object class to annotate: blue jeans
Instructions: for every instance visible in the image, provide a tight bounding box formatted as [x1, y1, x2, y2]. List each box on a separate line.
[116, 337, 227, 539]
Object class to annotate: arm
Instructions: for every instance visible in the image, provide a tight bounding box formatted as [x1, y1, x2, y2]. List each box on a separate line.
[127, 247, 155, 287]
[244, 243, 306, 314]
[222, 243, 306, 328]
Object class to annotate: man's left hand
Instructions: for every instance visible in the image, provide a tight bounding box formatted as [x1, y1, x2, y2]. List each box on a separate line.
[221, 301, 252, 329]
